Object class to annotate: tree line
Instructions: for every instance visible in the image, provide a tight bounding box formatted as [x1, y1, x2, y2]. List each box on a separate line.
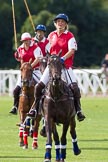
[0, 0, 108, 69]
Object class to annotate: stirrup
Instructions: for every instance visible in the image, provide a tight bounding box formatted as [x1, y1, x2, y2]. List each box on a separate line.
[27, 109, 37, 119]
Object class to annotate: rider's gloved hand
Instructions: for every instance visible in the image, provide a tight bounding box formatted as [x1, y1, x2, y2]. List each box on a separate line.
[60, 57, 65, 64]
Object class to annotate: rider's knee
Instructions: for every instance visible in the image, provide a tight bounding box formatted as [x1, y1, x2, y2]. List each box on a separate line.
[70, 82, 81, 98]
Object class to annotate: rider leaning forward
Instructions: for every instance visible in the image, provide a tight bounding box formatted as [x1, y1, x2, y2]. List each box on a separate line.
[28, 13, 85, 122]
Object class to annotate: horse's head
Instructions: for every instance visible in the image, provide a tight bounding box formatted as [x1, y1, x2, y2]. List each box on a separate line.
[48, 52, 63, 83]
[20, 62, 33, 87]
[39, 56, 48, 74]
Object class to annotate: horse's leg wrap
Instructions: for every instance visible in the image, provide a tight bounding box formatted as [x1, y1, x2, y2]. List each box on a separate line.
[32, 131, 38, 149]
[13, 85, 21, 109]
[69, 83, 85, 121]
[19, 126, 24, 147]
[55, 143, 60, 161]
[60, 145, 66, 160]
[23, 131, 28, 146]
[72, 138, 81, 155]
[45, 144, 52, 160]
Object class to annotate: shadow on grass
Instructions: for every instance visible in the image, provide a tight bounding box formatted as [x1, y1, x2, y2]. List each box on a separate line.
[81, 147, 108, 150]
[79, 138, 108, 142]
[0, 156, 42, 158]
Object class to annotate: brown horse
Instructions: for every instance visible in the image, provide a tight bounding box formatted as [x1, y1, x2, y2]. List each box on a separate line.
[18, 62, 41, 149]
[42, 54, 81, 162]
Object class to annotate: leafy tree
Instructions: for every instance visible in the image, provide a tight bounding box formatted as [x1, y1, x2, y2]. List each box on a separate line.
[0, 0, 108, 69]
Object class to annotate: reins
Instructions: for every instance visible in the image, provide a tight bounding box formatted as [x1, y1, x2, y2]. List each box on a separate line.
[46, 56, 73, 102]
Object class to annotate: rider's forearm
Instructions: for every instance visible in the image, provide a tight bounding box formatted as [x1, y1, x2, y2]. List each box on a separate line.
[31, 58, 39, 68]
[62, 49, 75, 60]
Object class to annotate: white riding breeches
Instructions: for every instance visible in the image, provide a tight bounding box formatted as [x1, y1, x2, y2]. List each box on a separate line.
[33, 69, 42, 83]
[40, 65, 77, 86]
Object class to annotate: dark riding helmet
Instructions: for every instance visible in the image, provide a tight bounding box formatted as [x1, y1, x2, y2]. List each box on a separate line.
[35, 24, 46, 32]
[54, 13, 69, 23]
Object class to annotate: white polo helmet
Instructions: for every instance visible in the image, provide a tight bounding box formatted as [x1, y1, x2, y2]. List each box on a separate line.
[20, 32, 31, 41]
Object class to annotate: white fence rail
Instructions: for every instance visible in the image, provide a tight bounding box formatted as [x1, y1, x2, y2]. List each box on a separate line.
[0, 69, 107, 96]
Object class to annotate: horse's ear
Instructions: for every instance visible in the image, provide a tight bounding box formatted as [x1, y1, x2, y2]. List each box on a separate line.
[29, 58, 32, 64]
[58, 49, 62, 57]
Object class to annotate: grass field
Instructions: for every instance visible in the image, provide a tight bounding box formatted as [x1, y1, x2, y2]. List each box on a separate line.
[0, 96, 108, 162]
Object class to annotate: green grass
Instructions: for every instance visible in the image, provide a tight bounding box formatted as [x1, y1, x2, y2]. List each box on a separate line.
[0, 96, 108, 162]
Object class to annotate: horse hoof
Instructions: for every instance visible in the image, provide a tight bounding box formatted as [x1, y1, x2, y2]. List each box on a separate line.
[60, 159, 65, 162]
[23, 145, 28, 149]
[32, 146, 38, 150]
[32, 143, 38, 149]
[74, 149, 81, 155]
[44, 159, 51, 162]
[19, 142, 24, 147]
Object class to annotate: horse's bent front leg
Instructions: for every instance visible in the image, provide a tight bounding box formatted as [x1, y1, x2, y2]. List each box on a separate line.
[70, 117, 81, 155]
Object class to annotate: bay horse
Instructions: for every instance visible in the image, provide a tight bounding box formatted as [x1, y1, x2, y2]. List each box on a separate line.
[18, 61, 41, 149]
[42, 54, 81, 162]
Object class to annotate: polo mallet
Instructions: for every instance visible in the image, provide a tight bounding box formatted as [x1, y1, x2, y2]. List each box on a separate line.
[11, 0, 17, 50]
[23, 0, 35, 31]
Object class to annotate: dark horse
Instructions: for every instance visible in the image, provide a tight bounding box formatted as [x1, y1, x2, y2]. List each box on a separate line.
[42, 53, 81, 162]
[18, 61, 41, 149]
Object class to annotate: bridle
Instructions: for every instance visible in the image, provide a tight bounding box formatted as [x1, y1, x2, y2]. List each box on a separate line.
[21, 62, 33, 87]
[47, 55, 68, 101]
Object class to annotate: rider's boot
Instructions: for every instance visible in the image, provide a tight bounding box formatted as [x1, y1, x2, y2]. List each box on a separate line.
[70, 83, 85, 122]
[9, 86, 21, 115]
[27, 82, 45, 118]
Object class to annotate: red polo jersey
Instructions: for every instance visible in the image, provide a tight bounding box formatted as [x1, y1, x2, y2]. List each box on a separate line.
[48, 30, 77, 69]
[14, 42, 40, 69]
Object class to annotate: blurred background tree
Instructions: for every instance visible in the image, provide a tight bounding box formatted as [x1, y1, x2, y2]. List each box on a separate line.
[0, 0, 108, 69]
